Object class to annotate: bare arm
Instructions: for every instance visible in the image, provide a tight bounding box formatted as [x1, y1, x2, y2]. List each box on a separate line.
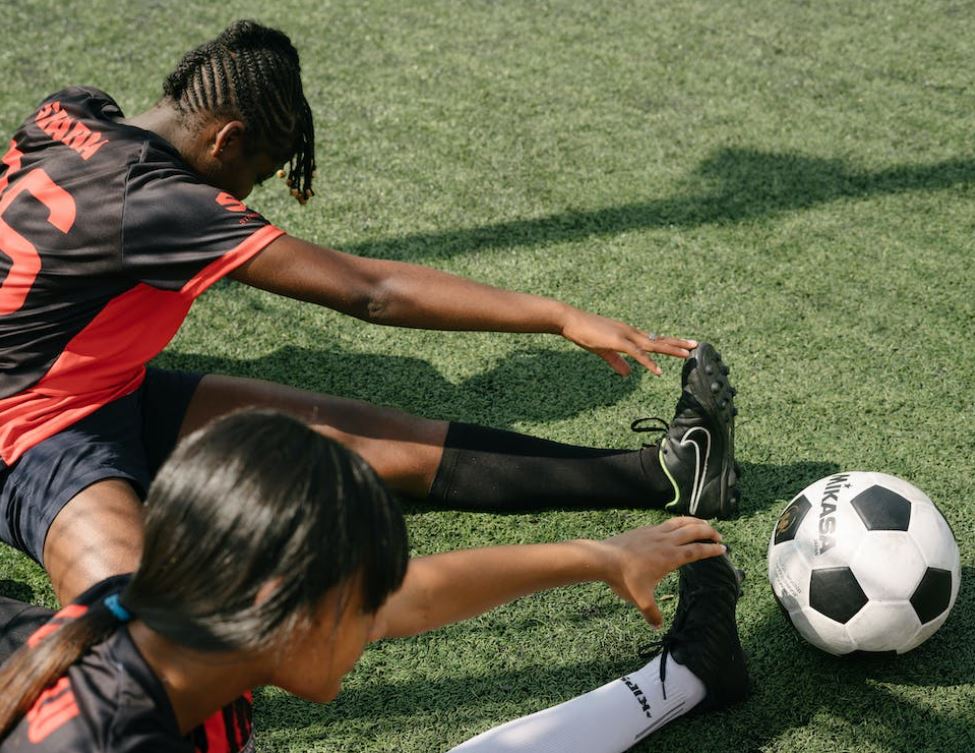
[230, 235, 695, 375]
[375, 517, 725, 639]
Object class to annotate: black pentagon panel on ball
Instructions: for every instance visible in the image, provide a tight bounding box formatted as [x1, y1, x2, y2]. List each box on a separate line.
[910, 567, 953, 624]
[774, 495, 812, 545]
[850, 485, 912, 531]
[809, 567, 868, 624]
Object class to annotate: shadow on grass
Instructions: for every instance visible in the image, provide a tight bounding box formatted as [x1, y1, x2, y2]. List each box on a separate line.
[154, 345, 645, 430]
[346, 149, 975, 260]
[0, 587, 48, 663]
[737, 459, 841, 519]
[687, 564, 975, 753]
[0, 579, 34, 602]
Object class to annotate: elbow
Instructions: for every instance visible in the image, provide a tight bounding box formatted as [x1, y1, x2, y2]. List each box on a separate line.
[362, 280, 394, 324]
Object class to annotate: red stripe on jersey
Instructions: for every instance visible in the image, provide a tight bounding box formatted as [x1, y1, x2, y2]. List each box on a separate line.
[26, 676, 80, 743]
[195, 691, 254, 753]
[199, 711, 232, 753]
[180, 225, 283, 298]
[0, 226, 283, 465]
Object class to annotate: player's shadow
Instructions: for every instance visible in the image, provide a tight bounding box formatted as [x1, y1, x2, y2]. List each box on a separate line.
[346, 148, 975, 260]
[0, 582, 49, 663]
[0, 579, 34, 602]
[736, 459, 841, 518]
[154, 345, 644, 430]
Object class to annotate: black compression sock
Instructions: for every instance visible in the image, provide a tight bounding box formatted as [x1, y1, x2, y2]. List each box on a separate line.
[427, 422, 674, 512]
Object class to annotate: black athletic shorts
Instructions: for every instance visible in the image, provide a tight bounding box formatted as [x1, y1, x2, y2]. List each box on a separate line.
[0, 368, 203, 565]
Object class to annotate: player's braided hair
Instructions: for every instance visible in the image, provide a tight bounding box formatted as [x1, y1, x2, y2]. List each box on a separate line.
[163, 20, 316, 204]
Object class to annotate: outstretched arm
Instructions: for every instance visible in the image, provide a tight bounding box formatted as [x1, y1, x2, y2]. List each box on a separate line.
[230, 235, 695, 375]
[375, 517, 724, 639]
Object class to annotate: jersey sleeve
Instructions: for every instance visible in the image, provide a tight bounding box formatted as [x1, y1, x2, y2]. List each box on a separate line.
[120, 162, 284, 296]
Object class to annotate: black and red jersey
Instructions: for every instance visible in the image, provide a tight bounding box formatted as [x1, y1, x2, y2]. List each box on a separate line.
[0, 87, 284, 466]
[0, 577, 254, 753]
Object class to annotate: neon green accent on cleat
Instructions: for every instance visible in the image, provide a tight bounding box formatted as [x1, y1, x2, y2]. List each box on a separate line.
[660, 445, 681, 510]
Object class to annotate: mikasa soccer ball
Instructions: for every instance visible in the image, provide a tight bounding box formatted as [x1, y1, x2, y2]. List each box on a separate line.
[767, 472, 960, 655]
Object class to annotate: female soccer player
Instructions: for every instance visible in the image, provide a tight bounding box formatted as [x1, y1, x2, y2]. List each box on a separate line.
[0, 20, 740, 605]
[0, 411, 747, 752]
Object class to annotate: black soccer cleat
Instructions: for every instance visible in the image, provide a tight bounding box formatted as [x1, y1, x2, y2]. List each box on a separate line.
[657, 342, 740, 519]
[652, 548, 749, 712]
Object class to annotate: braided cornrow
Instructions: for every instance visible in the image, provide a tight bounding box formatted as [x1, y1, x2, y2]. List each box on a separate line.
[163, 20, 316, 204]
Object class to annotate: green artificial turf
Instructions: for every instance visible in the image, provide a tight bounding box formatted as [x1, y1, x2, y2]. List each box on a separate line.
[2, 1, 974, 751]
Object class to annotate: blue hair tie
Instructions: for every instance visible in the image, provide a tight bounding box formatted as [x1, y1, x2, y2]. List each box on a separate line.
[104, 594, 132, 623]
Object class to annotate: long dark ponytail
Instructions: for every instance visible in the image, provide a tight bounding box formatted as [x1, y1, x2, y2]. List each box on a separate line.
[0, 410, 408, 738]
[0, 601, 119, 738]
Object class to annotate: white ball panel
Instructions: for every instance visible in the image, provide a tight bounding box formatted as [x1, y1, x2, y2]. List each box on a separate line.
[909, 503, 961, 573]
[850, 532, 925, 600]
[846, 601, 921, 652]
[950, 564, 961, 610]
[795, 606, 856, 656]
[768, 540, 811, 611]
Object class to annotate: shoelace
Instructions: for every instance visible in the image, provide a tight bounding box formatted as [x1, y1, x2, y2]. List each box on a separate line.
[630, 391, 702, 447]
[639, 633, 681, 699]
[630, 417, 669, 447]
[638, 584, 688, 700]
[637, 579, 715, 700]
[639, 562, 743, 700]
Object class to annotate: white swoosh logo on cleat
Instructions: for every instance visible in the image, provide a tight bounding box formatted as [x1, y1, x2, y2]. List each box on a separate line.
[680, 427, 711, 515]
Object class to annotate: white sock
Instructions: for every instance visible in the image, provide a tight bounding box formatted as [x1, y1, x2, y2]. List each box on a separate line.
[447, 655, 706, 753]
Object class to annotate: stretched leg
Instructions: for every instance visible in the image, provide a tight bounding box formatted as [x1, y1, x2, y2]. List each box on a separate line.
[43, 479, 143, 604]
[26, 341, 739, 604]
[449, 656, 705, 753]
[179, 342, 739, 518]
[181, 374, 676, 509]
[448, 551, 748, 753]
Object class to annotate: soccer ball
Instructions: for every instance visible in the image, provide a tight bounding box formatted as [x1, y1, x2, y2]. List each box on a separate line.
[767, 471, 960, 655]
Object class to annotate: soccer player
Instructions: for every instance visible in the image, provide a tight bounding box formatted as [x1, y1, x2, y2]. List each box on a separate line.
[0, 412, 748, 752]
[0, 20, 739, 606]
